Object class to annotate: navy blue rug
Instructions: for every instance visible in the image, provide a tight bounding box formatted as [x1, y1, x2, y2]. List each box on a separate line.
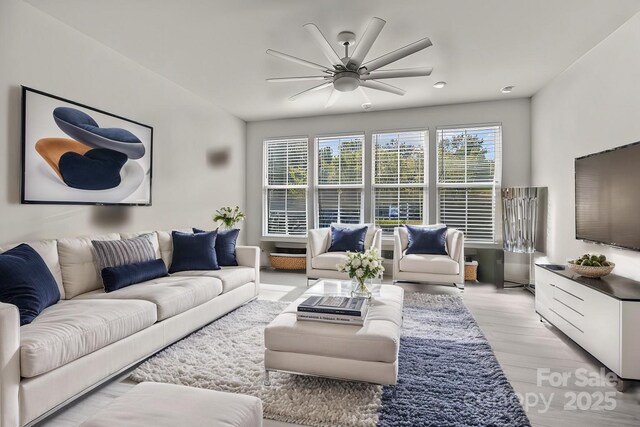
[131, 293, 530, 426]
[379, 293, 530, 426]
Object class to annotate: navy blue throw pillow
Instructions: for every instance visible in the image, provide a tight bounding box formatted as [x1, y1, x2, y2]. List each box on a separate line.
[328, 225, 368, 252]
[101, 259, 168, 293]
[0, 244, 60, 325]
[193, 228, 239, 267]
[405, 225, 448, 255]
[169, 230, 220, 273]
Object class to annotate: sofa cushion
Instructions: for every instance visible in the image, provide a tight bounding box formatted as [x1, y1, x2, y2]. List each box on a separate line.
[57, 233, 121, 299]
[20, 299, 156, 378]
[331, 223, 376, 249]
[328, 225, 368, 252]
[311, 252, 348, 270]
[171, 267, 254, 294]
[74, 276, 222, 321]
[405, 224, 448, 255]
[193, 228, 239, 267]
[92, 234, 157, 273]
[101, 259, 168, 292]
[399, 253, 460, 275]
[0, 239, 65, 298]
[0, 244, 61, 325]
[119, 232, 162, 259]
[169, 231, 219, 273]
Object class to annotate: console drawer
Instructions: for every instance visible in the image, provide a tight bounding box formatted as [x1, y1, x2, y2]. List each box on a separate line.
[553, 277, 587, 301]
[552, 297, 584, 332]
[554, 284, 584, 314]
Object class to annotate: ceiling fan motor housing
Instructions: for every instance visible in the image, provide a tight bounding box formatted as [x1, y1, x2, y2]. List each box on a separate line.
[333, 71, 360, 92]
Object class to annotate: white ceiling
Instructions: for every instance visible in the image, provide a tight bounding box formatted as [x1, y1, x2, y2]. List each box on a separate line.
[28, 0, 640, 121]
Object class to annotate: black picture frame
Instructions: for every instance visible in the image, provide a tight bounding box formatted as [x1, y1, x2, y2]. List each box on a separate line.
[21, 86, 153, 206]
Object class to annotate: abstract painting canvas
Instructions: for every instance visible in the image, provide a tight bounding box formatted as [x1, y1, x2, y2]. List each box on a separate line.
[21, 87, 153, 205]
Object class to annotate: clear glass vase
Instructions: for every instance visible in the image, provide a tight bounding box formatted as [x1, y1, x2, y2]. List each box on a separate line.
[351, 278, 372, 299]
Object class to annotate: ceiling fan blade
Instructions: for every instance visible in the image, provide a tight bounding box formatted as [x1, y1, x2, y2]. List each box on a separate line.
[360, 67, 433, 80]
[267, 76, 330, 83]
[360, 37, 432, 73]
[325, 90, 341, 108]
[349, 17, 386, 67]
[289, 82, 333, 101]
[266, 49, 332, 72]
[303, 23, 343, 67]
[360, 80, 406, 96]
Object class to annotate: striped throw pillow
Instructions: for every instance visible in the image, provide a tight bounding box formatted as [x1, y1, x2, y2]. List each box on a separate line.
[92, 234, 156, 273]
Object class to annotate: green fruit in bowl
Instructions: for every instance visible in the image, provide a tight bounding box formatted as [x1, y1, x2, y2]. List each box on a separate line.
[581, 254, 590, 260]
[592, 261, 602, 267]
[598, 255, 606, 263]
[590, 255, 599, 262]
[582, 260, 593, 267]
[603, 261, 611, 267]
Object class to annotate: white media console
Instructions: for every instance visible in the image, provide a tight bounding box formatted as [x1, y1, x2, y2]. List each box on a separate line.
[535, 264, 640, 391]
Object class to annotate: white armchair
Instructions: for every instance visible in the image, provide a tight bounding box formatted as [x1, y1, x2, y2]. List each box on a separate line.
[307, 224, 382, 280]
[393, 226, 465, 289]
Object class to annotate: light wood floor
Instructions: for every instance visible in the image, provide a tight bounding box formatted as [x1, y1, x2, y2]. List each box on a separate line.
[39, 270, 640, 427]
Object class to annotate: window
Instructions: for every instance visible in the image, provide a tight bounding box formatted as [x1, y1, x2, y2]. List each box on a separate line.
[436, 125, 502, 242]
[316, 134, 364, 228]
[263, 137, 308, 236]
[372, 130, 428, 234]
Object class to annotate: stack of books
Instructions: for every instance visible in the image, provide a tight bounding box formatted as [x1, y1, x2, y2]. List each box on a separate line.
[297, 296, 369, 325]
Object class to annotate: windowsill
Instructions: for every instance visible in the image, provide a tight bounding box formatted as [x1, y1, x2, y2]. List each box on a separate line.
[379, 237, 501, 249]
[261, 235, 502, 250]
[261, 236, 308, 243]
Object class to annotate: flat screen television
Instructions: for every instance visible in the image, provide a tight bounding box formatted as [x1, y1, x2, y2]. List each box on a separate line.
[575, 141, 640, 251]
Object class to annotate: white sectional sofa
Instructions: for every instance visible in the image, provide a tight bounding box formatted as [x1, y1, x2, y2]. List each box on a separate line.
[0, 230, 260, 427]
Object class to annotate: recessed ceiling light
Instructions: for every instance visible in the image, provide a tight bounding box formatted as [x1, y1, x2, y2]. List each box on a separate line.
[501, 85, 515, 94]
[433, 81, 446, 89]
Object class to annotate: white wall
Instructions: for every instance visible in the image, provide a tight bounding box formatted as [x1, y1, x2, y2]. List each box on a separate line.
[246, 98, 531, 258]
[0, 0, 246, 243]
[531, 13, 640, 281]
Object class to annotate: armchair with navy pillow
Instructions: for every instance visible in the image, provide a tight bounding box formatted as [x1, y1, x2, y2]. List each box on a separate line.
[306, 223, 382, 281]
[393, 224, 465, 290]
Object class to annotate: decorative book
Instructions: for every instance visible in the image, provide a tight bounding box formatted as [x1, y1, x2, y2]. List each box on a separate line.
[297, 296, 368, 316]
[297, 311, 367, 326]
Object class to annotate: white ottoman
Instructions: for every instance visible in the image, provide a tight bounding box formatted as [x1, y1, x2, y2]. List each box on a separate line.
[80, 382, 263, 427]
[264, 283, 404, 385]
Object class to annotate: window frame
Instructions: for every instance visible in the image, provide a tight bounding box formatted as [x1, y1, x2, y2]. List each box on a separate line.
[262, 136, 309, 238]
[370, 128, 429, 235]
[314, 132, 366, 228]
[435, 123, 502, 243]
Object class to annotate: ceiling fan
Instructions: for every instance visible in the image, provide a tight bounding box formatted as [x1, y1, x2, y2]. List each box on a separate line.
[266, 17, 433, 108]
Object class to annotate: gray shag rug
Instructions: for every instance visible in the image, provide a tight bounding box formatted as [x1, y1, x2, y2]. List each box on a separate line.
[130, 293, 530, 426]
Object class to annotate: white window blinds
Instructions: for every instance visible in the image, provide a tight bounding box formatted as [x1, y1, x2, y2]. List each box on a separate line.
[372, 130, 428, 234]
[436, 125, 502, 242]
[263, 138, 308, 236]
[316, 135, 364, 228]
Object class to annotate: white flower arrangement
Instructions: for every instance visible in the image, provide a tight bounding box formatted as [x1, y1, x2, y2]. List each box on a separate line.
[337, 248, 385, 283]
[212, 206, 246, 229]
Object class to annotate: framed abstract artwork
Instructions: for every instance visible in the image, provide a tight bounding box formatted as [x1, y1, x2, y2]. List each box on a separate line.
[21, 86, 153, 205]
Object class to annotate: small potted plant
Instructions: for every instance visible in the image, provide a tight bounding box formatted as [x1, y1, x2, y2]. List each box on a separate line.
[337, 248, 385, 299]
[212, 206, 246, 230]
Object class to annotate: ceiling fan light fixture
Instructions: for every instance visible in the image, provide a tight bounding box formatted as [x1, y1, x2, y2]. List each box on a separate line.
[433, 81, 446, 88]
[333, 71, 360, 92]
[501, 85, 515, 94]
[267, 17, 434, 105]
